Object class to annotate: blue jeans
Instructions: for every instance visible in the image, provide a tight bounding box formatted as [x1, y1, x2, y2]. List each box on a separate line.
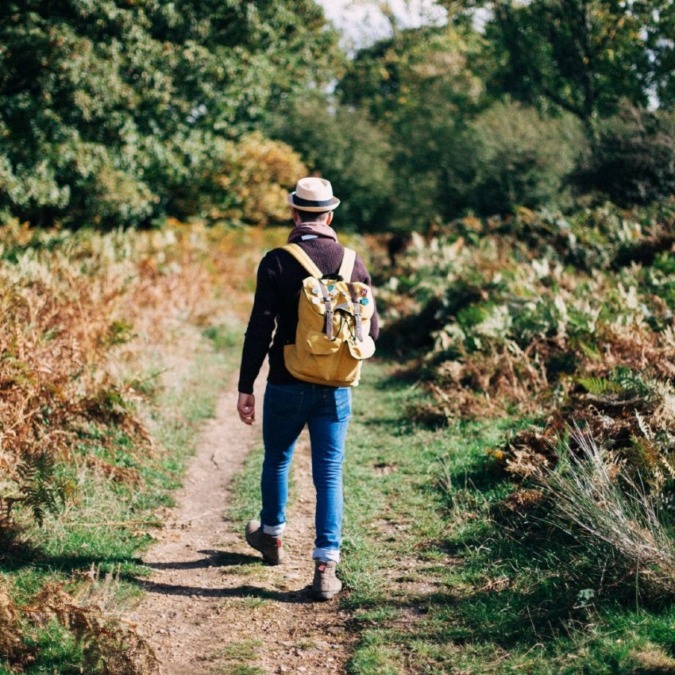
[261, 382, 352, 562]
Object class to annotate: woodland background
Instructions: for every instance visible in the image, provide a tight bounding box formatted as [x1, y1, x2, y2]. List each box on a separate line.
[1, 0, 673, 231]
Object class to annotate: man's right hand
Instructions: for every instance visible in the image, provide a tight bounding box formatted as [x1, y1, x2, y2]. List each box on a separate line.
[237, 392, 256, 425]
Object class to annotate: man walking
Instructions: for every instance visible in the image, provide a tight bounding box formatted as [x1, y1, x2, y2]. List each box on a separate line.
[236, 177, 378, 600]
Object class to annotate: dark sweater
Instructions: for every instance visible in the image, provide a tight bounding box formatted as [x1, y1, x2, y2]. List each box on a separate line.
[237, 235, 379, 394]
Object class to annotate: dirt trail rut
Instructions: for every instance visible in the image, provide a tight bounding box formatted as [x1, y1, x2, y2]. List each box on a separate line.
[126, 380, 355, 674]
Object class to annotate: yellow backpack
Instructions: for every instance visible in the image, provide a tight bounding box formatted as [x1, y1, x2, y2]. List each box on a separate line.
[281, 243, 376, 387]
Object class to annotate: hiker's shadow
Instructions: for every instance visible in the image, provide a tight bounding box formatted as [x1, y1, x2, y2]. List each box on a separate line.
[136, 549, 318, 604]
[143, 549, 254, 571]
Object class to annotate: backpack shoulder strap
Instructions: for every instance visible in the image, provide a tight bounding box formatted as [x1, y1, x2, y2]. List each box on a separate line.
[339, 248, 356, 281]
[281, 243, 322, 279]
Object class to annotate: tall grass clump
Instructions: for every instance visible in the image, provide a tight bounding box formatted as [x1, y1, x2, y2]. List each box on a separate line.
[541, 425, 675, 598]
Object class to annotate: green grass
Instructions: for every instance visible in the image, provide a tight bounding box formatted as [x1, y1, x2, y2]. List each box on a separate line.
[6, 620, 82, 675]
[1, 323, 244, 674]
[200, 638, 267, 674]
[227, 445, 265, 526]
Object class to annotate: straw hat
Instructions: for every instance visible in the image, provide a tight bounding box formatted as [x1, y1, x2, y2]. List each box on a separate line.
[287, 177, 340, 212]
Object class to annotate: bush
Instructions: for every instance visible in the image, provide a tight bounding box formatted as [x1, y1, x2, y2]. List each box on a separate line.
[578, 105, 675, 207]
[380, 202, 675, 420]
[465, 101, 586, 215]
[208, 132, 307, 226]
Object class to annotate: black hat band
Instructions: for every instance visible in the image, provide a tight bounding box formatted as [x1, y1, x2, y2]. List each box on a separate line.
[292, 194, 335, 208]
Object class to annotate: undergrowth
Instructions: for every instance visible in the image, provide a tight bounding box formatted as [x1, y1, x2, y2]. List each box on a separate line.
[376, 200, 675, 602]
[0, 221, 276, 674]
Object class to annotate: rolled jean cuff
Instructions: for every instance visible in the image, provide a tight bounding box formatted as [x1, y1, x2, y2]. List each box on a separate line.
[312, 547, 340, 563]
[263, 523, 286, 536]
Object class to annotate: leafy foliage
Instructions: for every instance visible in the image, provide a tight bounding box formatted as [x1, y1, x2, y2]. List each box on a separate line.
[471, 0, 674, 125]
[268, 94, 395, 232]
[0, 0, 342, 227]
[381, 200, 674, 411]
[208, 132, 308, 227]
[339, 21, 485, 128]
[329, 1, 672, 226]
[338, 22, 489, 227]
[15, 450, 67, 526]
[0, 219, 269, 535]
[464, 100, 585, 214]
[576, 105, 675, 206]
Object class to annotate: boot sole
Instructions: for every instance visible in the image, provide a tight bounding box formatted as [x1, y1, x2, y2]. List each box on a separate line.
[311, 589, 341, 601]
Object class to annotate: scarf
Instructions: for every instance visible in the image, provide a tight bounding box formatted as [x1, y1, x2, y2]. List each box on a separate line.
[287, 222, 338, 243]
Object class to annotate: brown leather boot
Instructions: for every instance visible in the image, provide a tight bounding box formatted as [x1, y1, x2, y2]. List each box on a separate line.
[311, 560, 342, 600]
[245, 520, 283, 565]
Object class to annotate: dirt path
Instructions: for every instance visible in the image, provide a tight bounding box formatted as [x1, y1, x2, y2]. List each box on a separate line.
[126, 379, 356, 675]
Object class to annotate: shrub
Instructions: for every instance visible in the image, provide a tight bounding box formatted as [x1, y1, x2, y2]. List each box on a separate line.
[209, 132, 308, 226]
[578, 106, 675, 207]
[465, 101, 586, 215]
[0, 219, 266, 531]
[380, 202, 675, 422]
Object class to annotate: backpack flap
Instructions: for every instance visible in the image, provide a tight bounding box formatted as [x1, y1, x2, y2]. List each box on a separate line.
[303, 329, 342, 355]
[298, 277, 349, 351]
[347, 334, 376, 360]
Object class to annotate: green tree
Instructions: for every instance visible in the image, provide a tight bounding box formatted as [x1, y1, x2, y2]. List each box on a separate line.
[335, 1, 673, 222]
[442, 0, 674, 130]
[576, 105, 675, 206]
[338, 23, 489, 227]
[465, 100, 585, 214]
[0, 0, 342, 227]
[339, 22, 487, 127]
